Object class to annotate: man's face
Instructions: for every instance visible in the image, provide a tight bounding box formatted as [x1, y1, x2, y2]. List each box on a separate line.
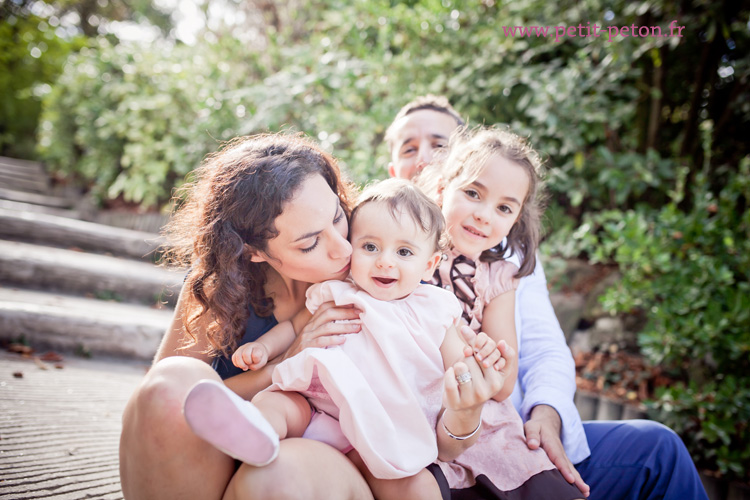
[388, 109, 459, 180]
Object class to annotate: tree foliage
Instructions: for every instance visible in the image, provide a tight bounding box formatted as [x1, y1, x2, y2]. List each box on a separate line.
[0, 0, 171, 159]
[0, 2, 85, 158]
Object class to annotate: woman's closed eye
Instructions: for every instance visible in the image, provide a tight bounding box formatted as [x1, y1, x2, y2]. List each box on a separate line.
[302, 205, 345, 253]
[301, 238, 319, 253]
[333, 207, 345, 224]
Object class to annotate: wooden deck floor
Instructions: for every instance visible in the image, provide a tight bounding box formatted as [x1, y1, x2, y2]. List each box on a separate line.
[0, 351, 147, 499]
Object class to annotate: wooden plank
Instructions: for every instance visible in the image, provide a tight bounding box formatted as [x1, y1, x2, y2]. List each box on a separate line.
[0, 352, 146, 500]
[0, 188, 73, 209]
[0, 287, 174, 360]
[0, 175, 48, 194]
[0, 240, 183, 306]
[0, 156, 46, 172]
[0, 200, 80, 219]
[0, 207, 164, 260]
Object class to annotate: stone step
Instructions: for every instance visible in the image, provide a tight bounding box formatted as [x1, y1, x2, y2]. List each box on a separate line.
[0, 206, 164, 260]
[95, 211, 169, 234]
[0, 155, 46, 173]
[0, 198, 81, 219]
[0, 186, 74, 209]
[0, 156, 48, 192]
[0, 287, 171, 360]
[0, 170, 49, 193]
[0, 240, 184, 306]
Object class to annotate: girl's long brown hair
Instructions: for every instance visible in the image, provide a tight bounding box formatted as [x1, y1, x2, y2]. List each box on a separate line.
[162, 133, 354, 356]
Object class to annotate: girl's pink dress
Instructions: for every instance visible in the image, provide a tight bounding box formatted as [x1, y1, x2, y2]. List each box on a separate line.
[433, 250, 557, 491]
[269, 280, 462, 479]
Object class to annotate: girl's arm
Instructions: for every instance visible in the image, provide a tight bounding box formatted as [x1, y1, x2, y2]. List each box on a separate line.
[481, 290, 519, 401]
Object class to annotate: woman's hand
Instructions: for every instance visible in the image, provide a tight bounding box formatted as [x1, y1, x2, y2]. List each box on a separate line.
[279, 301, 362, 361]
[442, 327, 507, 414]
[438, 327, 508, 461]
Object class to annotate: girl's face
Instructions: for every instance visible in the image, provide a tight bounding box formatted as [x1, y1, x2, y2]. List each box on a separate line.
[349, 201, 441, 301]
[252, 174, 352, 283]
[441, 154, 529, 260]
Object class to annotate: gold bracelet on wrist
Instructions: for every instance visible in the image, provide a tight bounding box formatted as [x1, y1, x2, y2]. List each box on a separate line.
[442, 418, 482, 441]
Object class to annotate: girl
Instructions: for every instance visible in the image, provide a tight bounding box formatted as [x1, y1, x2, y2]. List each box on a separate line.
[418, 126, 585, 498]
[183, 179, 508, 500]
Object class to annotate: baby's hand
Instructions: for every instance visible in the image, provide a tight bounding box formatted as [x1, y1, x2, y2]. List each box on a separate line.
[232, 342, 269, 371]
[459, 325, 507, 371]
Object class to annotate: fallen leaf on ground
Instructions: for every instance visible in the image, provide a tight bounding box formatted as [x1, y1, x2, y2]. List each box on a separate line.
[33, 357, 49, 370]
[8, 344, 33, 355]
[40, 351, 64, 362]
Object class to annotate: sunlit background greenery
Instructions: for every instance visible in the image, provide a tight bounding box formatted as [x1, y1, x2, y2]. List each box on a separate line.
[2, 0, 748, 482]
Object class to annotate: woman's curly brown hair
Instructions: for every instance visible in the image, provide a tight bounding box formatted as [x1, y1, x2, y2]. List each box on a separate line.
[161, 133, 355, 357]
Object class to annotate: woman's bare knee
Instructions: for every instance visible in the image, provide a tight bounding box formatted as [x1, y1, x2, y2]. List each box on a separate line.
[225, 439, 373, 500]
[367, 469, 440, 500]
[120, 357, 233, 500]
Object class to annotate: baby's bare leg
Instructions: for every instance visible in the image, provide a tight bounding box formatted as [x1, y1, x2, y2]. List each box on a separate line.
[183, 382, 312, 467]
[251, 390, 312, 439]
[346, 449, 442, 500]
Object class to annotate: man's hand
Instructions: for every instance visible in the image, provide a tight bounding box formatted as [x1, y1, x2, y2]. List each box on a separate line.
[524, 404, 590, 497]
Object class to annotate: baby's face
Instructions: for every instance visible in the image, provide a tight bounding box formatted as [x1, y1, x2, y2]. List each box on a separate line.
[349, 202, 441, 301]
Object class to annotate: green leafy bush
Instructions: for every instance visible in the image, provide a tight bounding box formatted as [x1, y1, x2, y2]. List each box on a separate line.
[40, 37, 268, 206]
[40, 0, 694, 207]
[0, 10, 84, 158]
[554, 144, 750, 479]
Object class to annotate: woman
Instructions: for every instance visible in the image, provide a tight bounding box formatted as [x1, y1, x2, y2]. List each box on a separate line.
[119, 133, 502, 500]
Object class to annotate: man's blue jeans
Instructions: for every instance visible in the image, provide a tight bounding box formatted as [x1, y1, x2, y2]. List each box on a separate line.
[576, 420, 708, 500]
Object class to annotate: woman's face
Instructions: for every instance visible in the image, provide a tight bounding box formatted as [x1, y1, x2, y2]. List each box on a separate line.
[252, 174, 352, 284]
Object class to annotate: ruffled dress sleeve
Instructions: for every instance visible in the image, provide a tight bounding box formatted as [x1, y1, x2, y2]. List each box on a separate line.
[467, 259, 520, 333]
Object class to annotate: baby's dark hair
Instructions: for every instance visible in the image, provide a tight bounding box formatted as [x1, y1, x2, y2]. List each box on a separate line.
[418, 126, 545, 278]
[351, 178, 446, 253]
[384, 95, 465, 154]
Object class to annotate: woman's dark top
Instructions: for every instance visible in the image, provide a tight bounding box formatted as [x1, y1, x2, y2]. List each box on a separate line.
[212, 304, 278, 380]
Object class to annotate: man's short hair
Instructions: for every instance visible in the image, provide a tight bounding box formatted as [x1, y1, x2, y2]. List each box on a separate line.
[385, 95, 465, 152]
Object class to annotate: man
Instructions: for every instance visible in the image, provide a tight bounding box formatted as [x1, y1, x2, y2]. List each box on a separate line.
[385, 95, 464, 180]
[386, 95, 708, 500]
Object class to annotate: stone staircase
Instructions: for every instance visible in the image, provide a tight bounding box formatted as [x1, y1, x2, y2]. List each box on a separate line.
[0, 156, 182, 361]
